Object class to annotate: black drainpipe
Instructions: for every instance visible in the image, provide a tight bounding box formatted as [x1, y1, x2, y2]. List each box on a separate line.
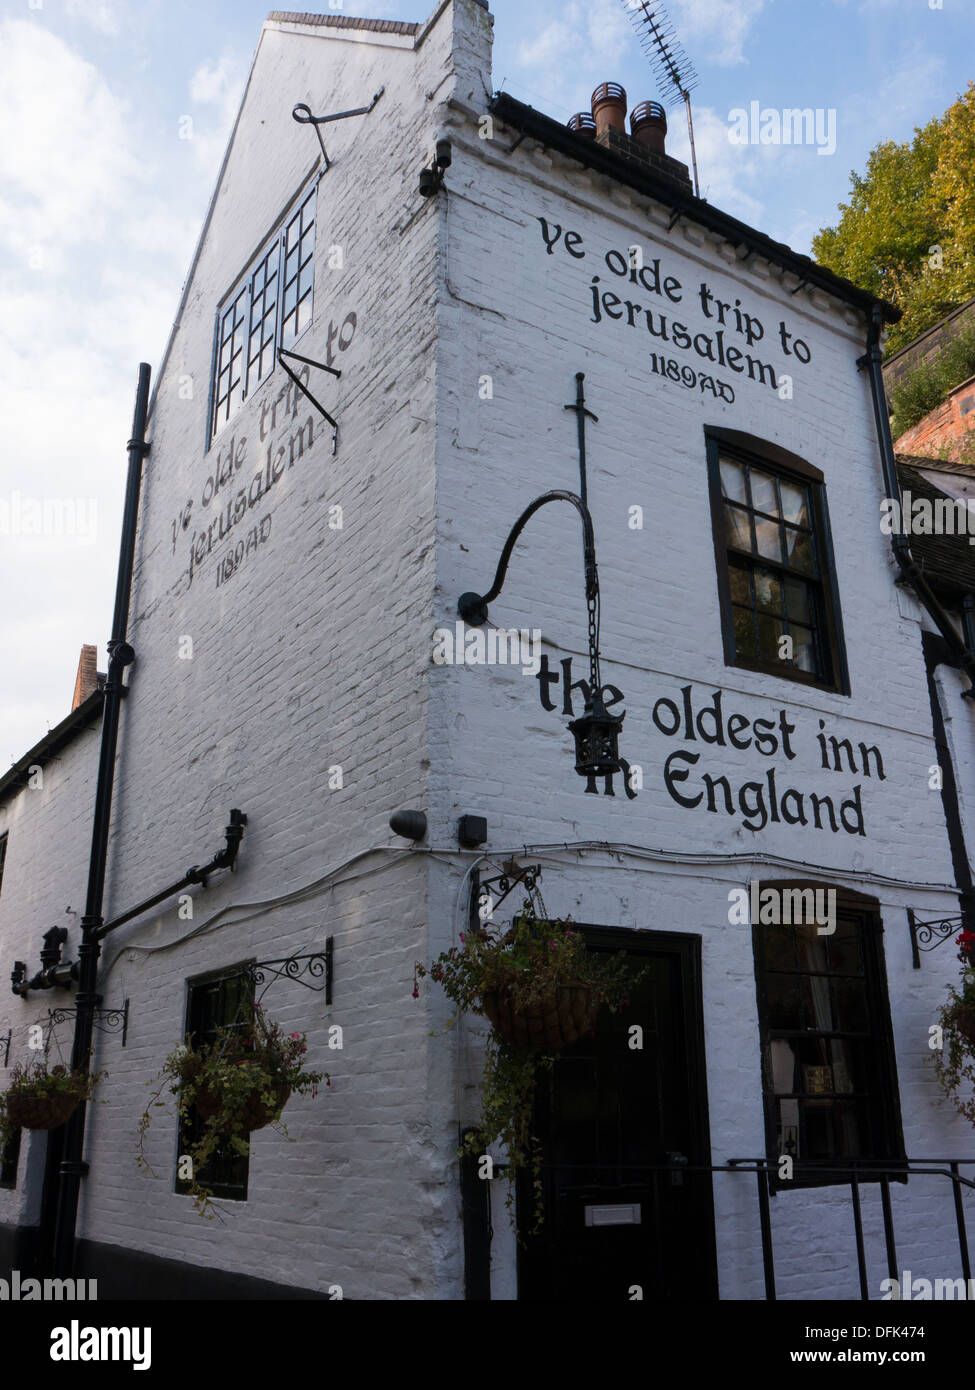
[862, 305, 975, 697]
[52, 364, 151, 1278]
[922, 630, 975, 923]
[863, 307, 975, 925]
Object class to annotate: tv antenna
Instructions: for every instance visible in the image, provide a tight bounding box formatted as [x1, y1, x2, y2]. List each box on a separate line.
[620, 0, 701, 197]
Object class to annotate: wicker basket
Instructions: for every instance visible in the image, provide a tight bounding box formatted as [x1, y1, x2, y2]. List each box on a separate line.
[481, 983, 596, 1050]
[5, 1091, 81, 1131]
[194, 1078, 291, 1133]
[953, 1001, 975, 1046]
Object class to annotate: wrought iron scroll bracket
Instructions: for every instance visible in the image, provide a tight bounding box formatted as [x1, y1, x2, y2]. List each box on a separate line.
[2, 1029, 10, 1068]
[277, 348, 341, 455]
[473, 865, 542, 924]
[908, 908, 967, 969]
[246, 943, 333, 1006]
[292, 88, 385, 170]
[48, 999, 130, 1047]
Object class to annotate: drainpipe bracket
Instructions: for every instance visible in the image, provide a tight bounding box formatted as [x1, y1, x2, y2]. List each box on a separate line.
[59, 1161, 90, 1179]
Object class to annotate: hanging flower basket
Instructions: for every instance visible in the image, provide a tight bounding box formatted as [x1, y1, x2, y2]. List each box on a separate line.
[415, 897, 641, 1234]
[0, 1063, 103, 1147]
[932, 929, 975, 1126]
[137, 1006, 327, 1219]
[949, 998, 975, 1047]
[6, 1090, 81, 1131]
[481, 982, 596, 1050]
[193, 1069, 292, 1133]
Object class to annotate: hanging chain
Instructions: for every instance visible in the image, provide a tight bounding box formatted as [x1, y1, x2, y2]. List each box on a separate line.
[587, 591, 602, 699]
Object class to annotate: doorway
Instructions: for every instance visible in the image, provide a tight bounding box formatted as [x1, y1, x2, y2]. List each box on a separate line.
[516, 928, 717, 1301]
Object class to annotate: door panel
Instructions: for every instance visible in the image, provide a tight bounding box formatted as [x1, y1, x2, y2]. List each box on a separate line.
[516, 929, 716, 1301]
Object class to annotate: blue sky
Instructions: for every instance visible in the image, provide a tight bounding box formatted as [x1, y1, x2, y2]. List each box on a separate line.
[0, 0, 971, 764]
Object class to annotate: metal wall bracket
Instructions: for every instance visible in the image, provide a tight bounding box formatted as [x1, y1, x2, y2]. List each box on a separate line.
[277, 348, 341, 453]
[245, 943, 333, 1006]
[908, 908, 966, 969]
[48, 1000, 130, 1046]
[292, 88, 385, 170]
[473, 865, 542, 924]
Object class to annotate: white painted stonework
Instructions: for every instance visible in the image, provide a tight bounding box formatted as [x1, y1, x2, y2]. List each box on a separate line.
[1, 0, 972, 1301]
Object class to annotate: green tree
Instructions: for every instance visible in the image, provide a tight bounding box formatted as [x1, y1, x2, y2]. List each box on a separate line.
[813, 83, 975, 354]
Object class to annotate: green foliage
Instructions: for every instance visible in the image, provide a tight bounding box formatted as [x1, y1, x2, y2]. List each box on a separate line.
[0, 1062, 103, 1148]
[932, 931, 975, 1126]
[890, 325, 975, 435]
[416, 901, 640, 1235]
[137, 1006, 326, 1219]
[812, 82, 975, 353]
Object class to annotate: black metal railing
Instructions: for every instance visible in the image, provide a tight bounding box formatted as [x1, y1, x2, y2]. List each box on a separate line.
[723, 1156, 975, 1301]
[526, 1156, 975, 1300]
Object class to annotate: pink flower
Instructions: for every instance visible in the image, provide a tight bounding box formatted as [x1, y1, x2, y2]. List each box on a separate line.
[290, 1032, 302, 1041]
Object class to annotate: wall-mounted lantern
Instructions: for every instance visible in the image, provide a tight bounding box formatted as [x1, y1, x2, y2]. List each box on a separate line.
[458, 468, 635, 800]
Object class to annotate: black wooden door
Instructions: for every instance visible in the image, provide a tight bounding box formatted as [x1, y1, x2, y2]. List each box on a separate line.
[516, 929, 716, 1301]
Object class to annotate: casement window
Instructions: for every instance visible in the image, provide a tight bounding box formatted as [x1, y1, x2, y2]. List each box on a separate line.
[752, 886, 904, 1189]
[176, 965, 256, 1203]
[0, 1128, 21, 1190]
[210, 179, 318, 443]
[706, 429, 849, 694]
[0, 832, 8, 898]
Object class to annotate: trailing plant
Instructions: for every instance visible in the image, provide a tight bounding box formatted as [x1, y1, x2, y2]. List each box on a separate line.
[137, 1005, 326, 1219]
[932, 928, 975, 1125]
[415, 899, 639, 1235]
[890, 325, 975, 437]
[0, 1062, 103, 1148]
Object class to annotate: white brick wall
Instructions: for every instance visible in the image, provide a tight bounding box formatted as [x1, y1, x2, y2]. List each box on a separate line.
[1, 0, 973, 1301]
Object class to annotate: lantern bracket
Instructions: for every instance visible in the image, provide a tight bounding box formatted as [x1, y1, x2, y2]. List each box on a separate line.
[458, 489, 598, 629]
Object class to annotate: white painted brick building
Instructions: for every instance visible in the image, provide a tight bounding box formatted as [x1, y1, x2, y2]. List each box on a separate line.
[1, 0, 973, 1301]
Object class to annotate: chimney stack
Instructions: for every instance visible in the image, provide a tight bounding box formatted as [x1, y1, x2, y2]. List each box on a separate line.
[591, 82, 627, 140]
[72, 645, 104, 711]
[567, 112, 596, 139]
[630, 101, 667, 155]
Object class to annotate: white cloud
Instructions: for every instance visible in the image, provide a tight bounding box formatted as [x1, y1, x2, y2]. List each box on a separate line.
[838, 41, 944, 149]
[668, 0, 768, 67]
[666, 103, 767, 222]
[0, 19, 199, 761]
[65, 0, 121, 38]
[0, 21, 141, 263]
[187, 54, 247, 174]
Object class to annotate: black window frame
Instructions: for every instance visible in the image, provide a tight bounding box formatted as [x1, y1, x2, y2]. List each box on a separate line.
[706, 427, 850, 696]
[176, 962, 257, 1204]
[207, 174, 320, 447]
[0, 1127, 20, 1190]
[0, 831, 8, 898]
[752, 883, 905, 1193]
